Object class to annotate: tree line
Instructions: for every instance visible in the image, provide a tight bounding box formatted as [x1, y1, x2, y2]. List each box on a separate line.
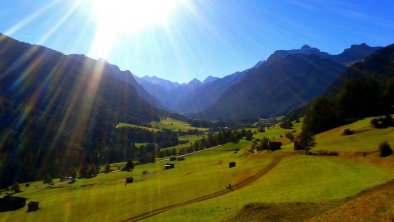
[302, 78, 394, 136]
[158, 129, 253, 158]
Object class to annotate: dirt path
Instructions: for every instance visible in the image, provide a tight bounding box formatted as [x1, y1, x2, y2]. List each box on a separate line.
[158, 145, 222, 162]
[122, 156, 282, 222]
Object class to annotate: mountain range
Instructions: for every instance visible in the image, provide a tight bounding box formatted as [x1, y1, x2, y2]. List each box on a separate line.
[136, 43, 382, 119]
[0, 33, 383, 124]
[0, 32, 391, 186]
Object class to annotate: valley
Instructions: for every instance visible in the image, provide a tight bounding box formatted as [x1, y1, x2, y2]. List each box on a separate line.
[1, 116, 394, 221]
[1, 6, 394, 220]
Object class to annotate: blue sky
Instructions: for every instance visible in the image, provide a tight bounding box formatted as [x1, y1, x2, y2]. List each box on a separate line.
[1, 0, 394, 83]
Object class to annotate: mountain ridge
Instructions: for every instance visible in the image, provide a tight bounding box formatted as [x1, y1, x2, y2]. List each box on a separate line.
[193, 43, 383, 120]
[0, 33, 165, 186]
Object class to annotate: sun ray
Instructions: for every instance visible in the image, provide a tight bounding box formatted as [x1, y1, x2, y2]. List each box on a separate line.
[36, 1, 84, 45]
[5, 0, 59, 36]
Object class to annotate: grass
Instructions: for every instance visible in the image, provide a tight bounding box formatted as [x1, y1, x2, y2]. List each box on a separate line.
[3, 117, 394, 222]
[115, 117, 208, 133]
[145, 155, 394, 222]
[151, 117, 208, 132]
[3, 140, 268, 222]
[312, 117, 394, 152]
[115, 122, 160, 132]
[310, 179, 394, 222]
[252, 120, 302, 141]
[162, 135, 206, 152]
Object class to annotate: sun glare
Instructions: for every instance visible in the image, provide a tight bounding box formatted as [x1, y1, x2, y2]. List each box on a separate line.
[89, 0, 178, 34]
[87, 0, 183, 57]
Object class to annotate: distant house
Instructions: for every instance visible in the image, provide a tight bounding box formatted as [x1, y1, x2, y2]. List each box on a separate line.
[164, 163, 175, 169]
[229, 162, 236, 168]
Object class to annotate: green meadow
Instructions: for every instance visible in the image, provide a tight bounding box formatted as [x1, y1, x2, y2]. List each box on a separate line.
[151, 117, 208, 132]
[312, 116, 394, 152]
[162, 135, 206, 152]
[2, 117, 394, 222]
[115, 117, 208, 133]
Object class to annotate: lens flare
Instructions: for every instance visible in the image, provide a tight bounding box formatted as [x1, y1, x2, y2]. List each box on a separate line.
[87, 0, 184, 58]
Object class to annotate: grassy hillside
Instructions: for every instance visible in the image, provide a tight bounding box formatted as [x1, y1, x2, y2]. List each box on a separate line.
[151, 117, 208, 132]
[312, 116, 394, 152]
[2, 118, 394, 222]
[162, 135, 207, 152]
[146, 155, 393, 221]
[252, 120, 302, 141]
[116, 117, 208, 132]
[310, 179, 394, 222]
[2, 140, 267, 222]
[115, 122, 161, 132]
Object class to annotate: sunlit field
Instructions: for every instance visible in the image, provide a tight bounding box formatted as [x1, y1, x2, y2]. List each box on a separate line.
[150, 117, 208, 132]
[1, 0, 394, 221]
[2, 140, 271, 222]
[312, 116, 394, 152]
[116, 117, 208, 132]
[3, 119, 394, 221]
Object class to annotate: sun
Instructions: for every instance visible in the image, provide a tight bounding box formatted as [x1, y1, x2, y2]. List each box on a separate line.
[86, 0, 184, 57]
[89, 0, 179, 34]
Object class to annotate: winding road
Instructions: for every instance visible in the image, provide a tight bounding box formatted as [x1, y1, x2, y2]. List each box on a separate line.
[122, 156, 282, 222]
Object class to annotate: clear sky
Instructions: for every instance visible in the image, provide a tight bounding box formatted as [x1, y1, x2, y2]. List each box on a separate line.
[1, 0, 394, 83]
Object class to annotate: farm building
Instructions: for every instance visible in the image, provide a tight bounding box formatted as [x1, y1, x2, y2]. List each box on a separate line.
[165, 163, 175, 169]
[27, 201, 39, 212]
[125, 177, 134, 185]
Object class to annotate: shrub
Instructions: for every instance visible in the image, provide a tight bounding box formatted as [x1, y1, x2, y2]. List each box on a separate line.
[169, 157, 177, 161]
[379, 142, 392, 157]
[285, 132, 294, 141]
[122, 160, 134, 171]
[342, 129, 354, 135]
[43, 175, 54, 185]
[104, 163, 111, 173]
[371, 115, 393, 129]
[383, 114, 394, 127]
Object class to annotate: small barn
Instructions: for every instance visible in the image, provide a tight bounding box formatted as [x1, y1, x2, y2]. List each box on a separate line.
[229, 162, 236, 168]
[164, 163, 175, 169]
[125, 177, 134, 185]
[27, 201, 39, 212]
[0, 196, 27, 212]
